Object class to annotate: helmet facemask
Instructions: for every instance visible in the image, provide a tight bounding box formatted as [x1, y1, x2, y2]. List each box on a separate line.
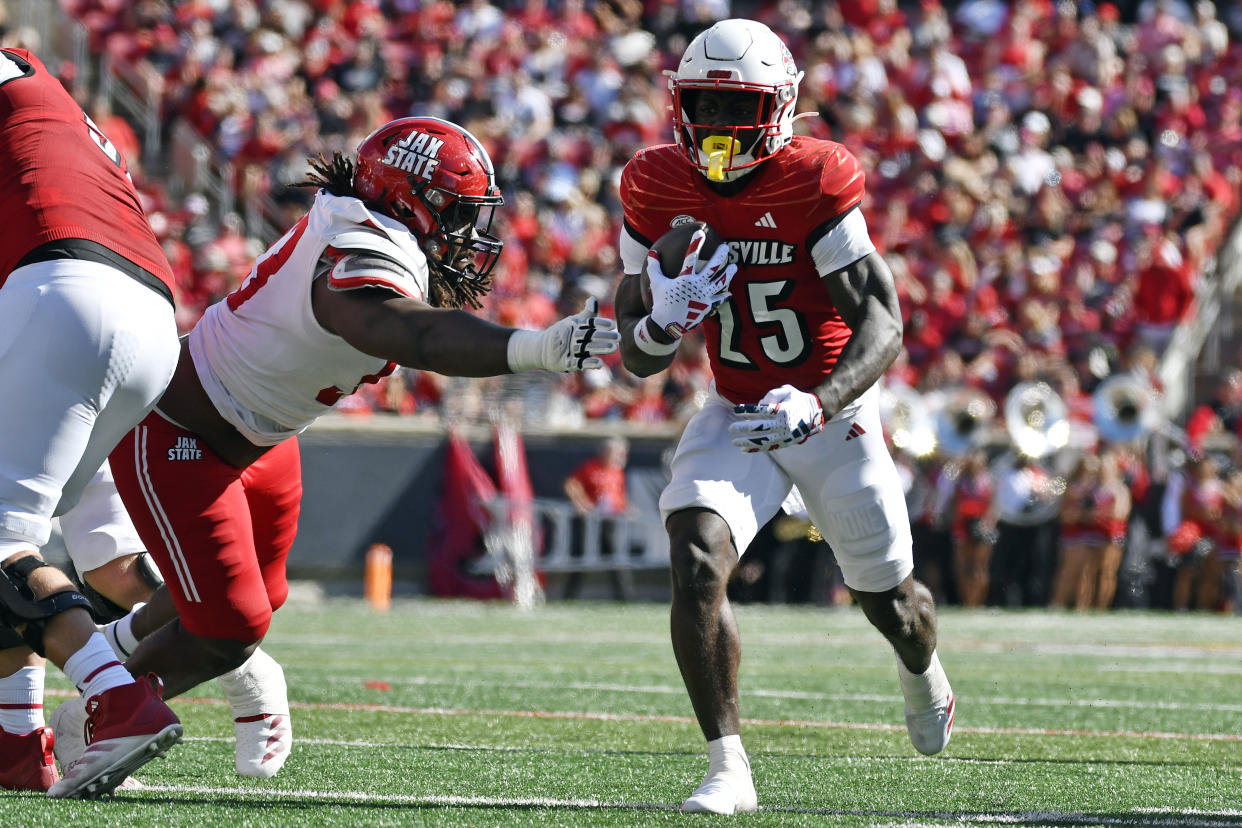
[407, 183, 504, 295]
[668, 19, 804, 183]
[673, 83, 795, 181]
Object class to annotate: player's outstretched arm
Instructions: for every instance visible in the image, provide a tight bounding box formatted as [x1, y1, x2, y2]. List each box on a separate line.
[815, 250, 903, 417]
[314, 279, 617, 376]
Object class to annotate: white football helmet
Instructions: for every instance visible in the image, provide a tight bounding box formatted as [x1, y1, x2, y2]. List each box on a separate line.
[668, 19, 804, 183]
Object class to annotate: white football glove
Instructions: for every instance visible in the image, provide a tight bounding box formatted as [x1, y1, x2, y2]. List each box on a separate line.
[728, 385, 826, 453]
[647, 229, 735, 337]
[506, 296, 621, 373]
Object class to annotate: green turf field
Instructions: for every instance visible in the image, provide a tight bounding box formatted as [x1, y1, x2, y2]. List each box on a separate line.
[3, 598, 1240, 826]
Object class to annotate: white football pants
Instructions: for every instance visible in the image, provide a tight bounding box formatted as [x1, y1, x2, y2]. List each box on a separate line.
[0, 259, 178, 550]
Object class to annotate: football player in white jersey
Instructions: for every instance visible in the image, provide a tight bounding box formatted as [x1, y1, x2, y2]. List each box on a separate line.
[47, 117, 620, 775]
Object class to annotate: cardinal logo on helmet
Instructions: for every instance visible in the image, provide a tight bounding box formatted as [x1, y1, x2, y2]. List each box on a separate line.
[781, 44, 797, 77]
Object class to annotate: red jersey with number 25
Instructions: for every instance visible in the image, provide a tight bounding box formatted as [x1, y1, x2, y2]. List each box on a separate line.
[0, 49, 173, 291]
[620, 136, 867, 405]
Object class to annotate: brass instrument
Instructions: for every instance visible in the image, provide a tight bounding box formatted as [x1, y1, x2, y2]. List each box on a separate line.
[1004, 381, 1070, 459]
[879, 385, 939, 458]
[1093, 375, 1156, 444]
[935, 388, 997, 456]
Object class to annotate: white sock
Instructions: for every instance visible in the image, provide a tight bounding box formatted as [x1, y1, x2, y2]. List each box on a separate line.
[0, 665, 45, 734]
[101, 602, 145, 659]
[897, 650, 950, 710]
[217, 648, 288, 718]
[62, 633, 134, 700]
[706, 734, 749, 773]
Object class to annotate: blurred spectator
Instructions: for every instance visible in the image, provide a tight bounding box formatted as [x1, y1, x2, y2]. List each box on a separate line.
[1053, 449, 1131, 610]
[1168, 453, 1225, 610]
[561, 436, 632, 599]
[987, 453, 1062, 608]
[1132, 230, 1196, 353]
[934, 448, 995, 607]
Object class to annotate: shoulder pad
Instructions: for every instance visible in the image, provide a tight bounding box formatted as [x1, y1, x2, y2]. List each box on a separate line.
[326, 248, 426, 300]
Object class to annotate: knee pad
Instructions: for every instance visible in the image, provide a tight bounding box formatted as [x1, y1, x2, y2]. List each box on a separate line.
[135, 551, 165, 590]
[0, 556, 93, 656]
[72, 552, 166, 624]
[73, 574, 129, 624]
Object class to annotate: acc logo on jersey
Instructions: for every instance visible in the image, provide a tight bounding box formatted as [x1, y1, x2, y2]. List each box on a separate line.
[669, 214, 699, 228]
[167, 435, 203, 461]
[381, 130, 443, 181]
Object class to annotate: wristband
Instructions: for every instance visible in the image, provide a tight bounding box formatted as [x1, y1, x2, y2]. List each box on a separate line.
[506, 328, 545, 372]
[634, 316, 681, 356]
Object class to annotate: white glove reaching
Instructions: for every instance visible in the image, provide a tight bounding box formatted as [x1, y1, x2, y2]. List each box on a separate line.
[647, 229, 735, 337]
[728, 384, 825, 453]
[506, 296, 621, 373]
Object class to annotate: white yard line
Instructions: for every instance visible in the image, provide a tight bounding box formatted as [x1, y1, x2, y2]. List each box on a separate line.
[42, 688, 1242, 742]
[125, 785, 1242, 825]
[284, 674, 1242, 714]
[44, 686, 1240, 741]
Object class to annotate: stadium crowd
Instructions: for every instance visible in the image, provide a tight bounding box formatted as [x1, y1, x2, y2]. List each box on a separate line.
[12, 0, 1242, 611]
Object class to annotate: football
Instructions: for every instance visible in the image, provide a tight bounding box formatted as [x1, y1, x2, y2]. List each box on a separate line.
[639, 220, 726, 311]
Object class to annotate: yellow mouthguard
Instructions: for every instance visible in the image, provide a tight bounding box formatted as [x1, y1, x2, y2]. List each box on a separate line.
[701, 136, 740, 181]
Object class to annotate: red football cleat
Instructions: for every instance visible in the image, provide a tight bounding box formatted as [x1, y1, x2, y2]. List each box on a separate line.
[0, 725, 60, 791]
[47, 674, 182, 799]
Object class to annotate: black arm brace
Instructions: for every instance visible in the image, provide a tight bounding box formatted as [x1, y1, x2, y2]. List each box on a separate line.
[0, 556, 93, 656]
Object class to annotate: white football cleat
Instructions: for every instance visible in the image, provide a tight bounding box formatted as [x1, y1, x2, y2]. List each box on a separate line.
[47, 675, 182, 799]
[898, 652, 955, 756]
[906, 691, 955, 756]
[217, 648, 292, 777]
[681, 749, 757, 815]
[232, 713, 291, 778]
[49, 696, 87, 770]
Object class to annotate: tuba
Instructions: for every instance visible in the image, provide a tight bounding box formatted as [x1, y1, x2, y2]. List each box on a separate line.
[1093, 375, 1156, 444]
[935, 388, 997, 456]
[878, 385, 939, 458]
[1004, 381, 1070, 459]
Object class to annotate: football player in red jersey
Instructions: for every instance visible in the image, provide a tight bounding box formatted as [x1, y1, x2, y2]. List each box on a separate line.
[0, 49, 184, 797]
[613, 20, 955, 814]
[38, 117, 619, 781]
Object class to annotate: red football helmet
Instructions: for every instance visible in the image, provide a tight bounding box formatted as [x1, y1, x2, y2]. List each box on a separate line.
[354, 116, 504, 289]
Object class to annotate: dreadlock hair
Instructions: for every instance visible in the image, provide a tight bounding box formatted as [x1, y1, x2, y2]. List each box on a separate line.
[297, 152, 492, 311]
[298, 151, 357, 198]
[429, 267, 491, 311]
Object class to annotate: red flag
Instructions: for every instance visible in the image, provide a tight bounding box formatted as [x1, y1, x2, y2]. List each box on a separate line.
[425, 430, 504, 599]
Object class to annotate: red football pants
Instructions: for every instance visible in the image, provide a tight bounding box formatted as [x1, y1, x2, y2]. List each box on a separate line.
[109, 410, 301, 642]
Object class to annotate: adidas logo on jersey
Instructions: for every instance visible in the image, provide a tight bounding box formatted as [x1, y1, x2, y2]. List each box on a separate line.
[754, 211, 777, 229]
[844, 423, 867, 441]
[167, 435, 203, 461]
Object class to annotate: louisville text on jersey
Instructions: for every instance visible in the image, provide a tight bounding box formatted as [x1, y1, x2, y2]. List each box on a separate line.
[381, 129, 443, 180]
[726, 239, 795, 266]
